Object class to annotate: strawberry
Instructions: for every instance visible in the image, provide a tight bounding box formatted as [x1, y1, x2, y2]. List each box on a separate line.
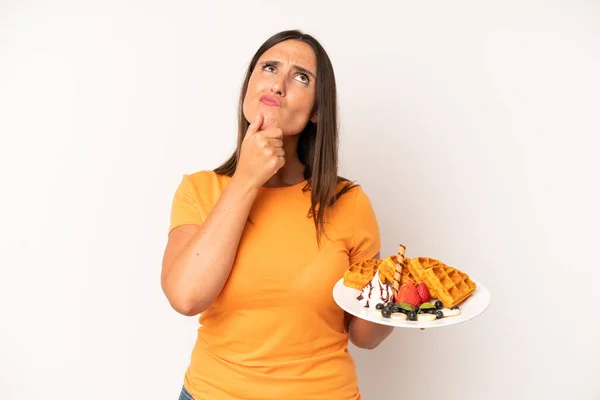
[397, 283, 422, 307]
[417, 282, 431, 303]
[395, 284, 408, 304]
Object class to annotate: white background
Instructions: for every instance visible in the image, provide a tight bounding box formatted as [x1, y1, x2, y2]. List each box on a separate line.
[1, 1, 599, 399]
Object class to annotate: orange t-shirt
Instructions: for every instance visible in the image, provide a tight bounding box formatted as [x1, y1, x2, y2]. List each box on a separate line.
[169, 170, 381, 400]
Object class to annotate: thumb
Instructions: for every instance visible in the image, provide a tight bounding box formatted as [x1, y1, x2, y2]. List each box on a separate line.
[246, 113, 264, 137]
[261, 111, 276, 130]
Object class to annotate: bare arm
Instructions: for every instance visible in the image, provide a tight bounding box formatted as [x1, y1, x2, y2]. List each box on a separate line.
[161, 177, 258, 316]
[161, 113, 284, 316]
[346, 312, 394, 349]
[344, 251, 395, 349]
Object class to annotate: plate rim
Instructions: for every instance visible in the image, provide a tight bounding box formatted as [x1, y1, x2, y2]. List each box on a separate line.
[332, 277, 491, 329]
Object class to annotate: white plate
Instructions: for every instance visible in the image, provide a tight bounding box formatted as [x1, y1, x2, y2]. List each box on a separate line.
[332, 278, 491, 329]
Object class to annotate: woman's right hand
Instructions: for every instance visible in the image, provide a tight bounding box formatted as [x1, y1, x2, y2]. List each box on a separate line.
[234, 113, 285, 189]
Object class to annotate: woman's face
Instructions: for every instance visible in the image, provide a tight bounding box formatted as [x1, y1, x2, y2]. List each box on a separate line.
[243, 39, 318, 135]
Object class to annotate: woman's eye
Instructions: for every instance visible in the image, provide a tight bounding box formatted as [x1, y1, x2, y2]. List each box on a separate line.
[263, 64, 276, 73]
[295, 74, 309, 84]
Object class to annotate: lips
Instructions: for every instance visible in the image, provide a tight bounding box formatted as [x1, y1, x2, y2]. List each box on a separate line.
[260, 95, 281, 107]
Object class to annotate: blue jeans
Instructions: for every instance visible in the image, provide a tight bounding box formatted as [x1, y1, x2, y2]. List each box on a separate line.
[179, 385, 194, 400]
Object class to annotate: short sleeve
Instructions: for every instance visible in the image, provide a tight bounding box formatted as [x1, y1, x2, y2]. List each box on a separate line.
[168, 174, 205, 233]
[348, 187, 381, 264]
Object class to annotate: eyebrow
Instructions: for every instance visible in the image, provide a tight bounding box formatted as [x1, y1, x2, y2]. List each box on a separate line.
[261, 60, 316, 80]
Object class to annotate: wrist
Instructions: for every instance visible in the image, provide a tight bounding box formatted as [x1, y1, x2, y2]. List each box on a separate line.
[229, 174, 260, 198]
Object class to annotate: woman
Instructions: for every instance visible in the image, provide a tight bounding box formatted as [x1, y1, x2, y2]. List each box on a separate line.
[162, 29, 394, 400]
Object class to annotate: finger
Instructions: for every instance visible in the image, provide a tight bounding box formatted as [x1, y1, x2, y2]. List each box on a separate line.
[268, 138, 283, 148]
[261, 111, 275, 130]
[276, 155, 286, 170]
[261, 127, 283, 139]
[255, 135, 269, 149]
[246, 114, 264, 137]
[272, 147, 285, 157]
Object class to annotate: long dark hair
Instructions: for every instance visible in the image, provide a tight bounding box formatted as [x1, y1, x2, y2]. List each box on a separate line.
[214, 29, 356, 245]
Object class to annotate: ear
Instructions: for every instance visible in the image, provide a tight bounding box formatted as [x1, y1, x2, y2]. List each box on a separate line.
[310, 111, 318, 123]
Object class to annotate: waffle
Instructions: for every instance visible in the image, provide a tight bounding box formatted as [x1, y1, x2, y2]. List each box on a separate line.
[404, 257, 440, 284]
[343, 259, 381, 290]
[411, 257, 477, 308]
[378, 255, 418, 286]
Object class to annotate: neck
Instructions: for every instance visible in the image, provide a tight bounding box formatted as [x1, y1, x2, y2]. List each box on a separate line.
[264, 134, 305, 187]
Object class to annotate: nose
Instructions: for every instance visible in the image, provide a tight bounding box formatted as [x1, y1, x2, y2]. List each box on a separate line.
[270, 74, 285, 96]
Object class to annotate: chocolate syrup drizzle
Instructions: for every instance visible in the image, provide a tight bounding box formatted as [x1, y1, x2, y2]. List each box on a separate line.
[356, 280, 393, 308]
[379, 281, 390, 303]
[356, 281, 374, 308]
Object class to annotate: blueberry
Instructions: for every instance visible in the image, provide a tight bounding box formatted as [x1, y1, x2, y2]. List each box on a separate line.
[435, 310, 443, 319]
[435, 301, 443, 310]
[407, 311, 417, 321]
[381, 309, 392, 318]
[451, 306, 459, 310]
[375, 303, 384, 310]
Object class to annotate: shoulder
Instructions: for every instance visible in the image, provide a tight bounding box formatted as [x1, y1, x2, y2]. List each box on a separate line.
[185, 169, 230, 187]
[337, 180, 380, 262]
[169, 170, 228, 231]
[333, 179, 371, 208]
[179, 170, 231, 196]
[329, 179, 377, 220]
[173, 170, 231, 206]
